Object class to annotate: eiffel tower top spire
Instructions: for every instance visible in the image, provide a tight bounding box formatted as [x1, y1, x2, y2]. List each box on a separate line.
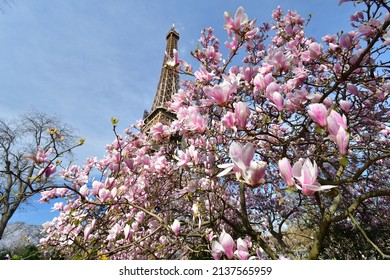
[143, 25, 180, 132]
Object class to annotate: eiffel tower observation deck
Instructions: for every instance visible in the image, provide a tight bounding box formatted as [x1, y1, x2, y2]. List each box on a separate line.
[143, 24, 180, 132]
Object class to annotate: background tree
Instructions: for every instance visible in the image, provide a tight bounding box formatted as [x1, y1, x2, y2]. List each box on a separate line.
[39, 0, 389, 260]
[0, 109, 82, 240]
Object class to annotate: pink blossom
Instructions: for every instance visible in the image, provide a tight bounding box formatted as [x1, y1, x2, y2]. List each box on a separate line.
[308, 42, 323, 59]
[25, 147, 52, 164]
[44, 164, 57, 177]
[308, 103, 329, 127]
[358, 18, 381, 37]
[222, 111, 236, 129]
[347, 84, 359, 95]
[254, 72, 275, 91]
[219, 142, 267, 186]
[225, 40, 238, 52]
[235, 238, 249, 260]
[211, 230, 236, 259]
[98, 188, 110, 202]
[270, 91, 284, 111]
[340, 100, 352, 112]
[84, 219, 96, 241]
[278, 158, 295, 186]
[211, 240, 224, 260]
[265, 81, 280, 98]
[107, 223, 121, 241]
[243, 161, 267, 185]
[92, 181, 104, 196]
[154, 155, 168, 172]
[165, 49, 182, 70]
[79, 184, 89, 196]
[204, 81, 236, 105]
[234, 102, 250, 129]
[224, 6, 249, 36]
[292, 158, 337, 196]
[327, 110, 348, 137]
[180, 106, 207, 133]
[205, 46, 222, 63]
[124, 224, 132, 240]
[266, 49, 292, 72]
[149, 122, 169, 141]
[336, 126, 350, 155]
[339, 33, 355, 49]
[170, 219, 180, 236]
[229, 142, 254, 171]
[194, 65, 214, 83]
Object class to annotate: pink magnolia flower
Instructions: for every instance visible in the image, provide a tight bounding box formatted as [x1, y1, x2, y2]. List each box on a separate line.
[218, 142, 267, 186]
[25, 147, 52, 164]
[124, 224, 132, 240]
[265, 81, 280, 98]
[225, 40, 238, 52]
[44, 164, 57, 177]
[270, 91, 284, 111]
[224, 6, 249, 36]
[278, 158, 295, 186]
[84, 219, 96, 241]
[221, 111, 236, 130]
[292, 158, 337, 196]
[347, 84, 359, 95]
[235, 238, 249, 260]
[340, 100, 352, 112]
[308, 42, 323, 59]
[211, 241, 224, 260]
[98, 188, 110, 202]
[154, 155, 168, 172]
[149, 122, 170, 141]
[243, 161, 267, 186]
[79, 184, 89, 196]
[234, 102, 250, 129]
[327, 110, 348, 137]
[211, 230, 236, 259]
[336, 126, 350, 155]
[180, 106, 207, 133]
[254, 72, 275, 91]
[204, 81, 236, 105]
[339, 33, 355, 49]
[194, 65, 214, 83]
[165, 49, 182, 70]
[170, 219, 180, 236]
[229, 141, 254, 171]
[308, 103, 329, 127]
[266, 49, 292, 72]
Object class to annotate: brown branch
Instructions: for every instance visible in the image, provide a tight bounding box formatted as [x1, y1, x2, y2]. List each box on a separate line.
[332, 189, 390, 222]
[348, 213, 390, 259]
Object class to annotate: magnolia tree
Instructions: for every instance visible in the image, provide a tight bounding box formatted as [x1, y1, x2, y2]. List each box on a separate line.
[38, 0, 389, 260]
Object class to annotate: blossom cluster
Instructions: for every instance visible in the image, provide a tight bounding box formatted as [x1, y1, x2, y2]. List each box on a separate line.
[37, 1, 390, 260]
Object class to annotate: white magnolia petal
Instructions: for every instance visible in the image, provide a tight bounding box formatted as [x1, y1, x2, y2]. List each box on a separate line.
[217, 164, 234, 177]
[303, 184, 337, 191]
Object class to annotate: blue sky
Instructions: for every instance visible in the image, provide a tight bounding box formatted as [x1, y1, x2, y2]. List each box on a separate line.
[1, 0, 356, 225]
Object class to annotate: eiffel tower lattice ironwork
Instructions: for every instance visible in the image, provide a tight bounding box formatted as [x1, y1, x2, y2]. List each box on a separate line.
[143, 25, 180, 132]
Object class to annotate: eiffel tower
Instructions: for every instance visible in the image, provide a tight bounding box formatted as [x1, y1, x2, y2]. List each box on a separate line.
[143, 24, 180, 133]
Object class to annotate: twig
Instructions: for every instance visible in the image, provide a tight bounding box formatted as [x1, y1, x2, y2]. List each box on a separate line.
[348, 213, 390, 259]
